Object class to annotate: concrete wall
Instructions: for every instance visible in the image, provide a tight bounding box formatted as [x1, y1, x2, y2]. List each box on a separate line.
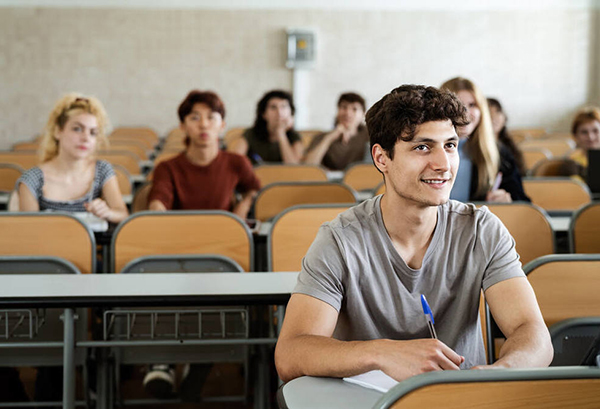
[0, 2, 596, 147]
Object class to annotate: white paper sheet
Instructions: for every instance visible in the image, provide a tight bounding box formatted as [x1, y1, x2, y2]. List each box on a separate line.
[343, 370, 398, 393]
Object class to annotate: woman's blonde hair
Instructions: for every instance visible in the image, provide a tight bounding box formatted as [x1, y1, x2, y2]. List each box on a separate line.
[441, 77, 499, 198]
[39, 93, 110, 162]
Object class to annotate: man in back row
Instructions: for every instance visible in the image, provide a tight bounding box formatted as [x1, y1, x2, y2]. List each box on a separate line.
[275, 84, 552, 382]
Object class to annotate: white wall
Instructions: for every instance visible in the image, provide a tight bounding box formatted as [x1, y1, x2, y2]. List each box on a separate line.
[0, 2, 597, 148]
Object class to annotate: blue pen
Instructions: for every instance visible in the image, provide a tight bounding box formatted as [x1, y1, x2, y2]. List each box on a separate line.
[420, 294, 438, 339]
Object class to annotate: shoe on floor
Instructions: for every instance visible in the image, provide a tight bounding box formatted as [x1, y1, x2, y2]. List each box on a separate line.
[180, 363, 213, 402]
[143, 364, 175, 399]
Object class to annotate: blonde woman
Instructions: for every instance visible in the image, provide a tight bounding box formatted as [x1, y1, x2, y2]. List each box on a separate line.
[17, 93, 128, 223]
[441, 78, 529, 203]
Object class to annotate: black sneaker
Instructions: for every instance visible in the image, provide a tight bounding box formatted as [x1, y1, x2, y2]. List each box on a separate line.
[180, 363, 213, 402]
[143, 364, 175, 399]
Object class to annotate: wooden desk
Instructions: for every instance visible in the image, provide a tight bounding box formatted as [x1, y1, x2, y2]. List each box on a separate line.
[279, 367, 600, 409]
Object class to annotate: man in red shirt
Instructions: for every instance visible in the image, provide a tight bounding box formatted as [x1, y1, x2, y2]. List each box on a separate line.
[145, 90, 261, 399]
[149, 90, 260, 217]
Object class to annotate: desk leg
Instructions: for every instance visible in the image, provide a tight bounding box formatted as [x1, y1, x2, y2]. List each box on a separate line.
[96, 348, 108, 409]
[62, 308, 75, 409]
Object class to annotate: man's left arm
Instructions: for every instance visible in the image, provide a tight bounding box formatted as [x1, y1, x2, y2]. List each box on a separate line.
[478, 277, 553, 369]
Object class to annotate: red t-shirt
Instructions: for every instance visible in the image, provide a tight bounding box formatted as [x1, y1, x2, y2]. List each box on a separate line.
[148, 151, 261, 210]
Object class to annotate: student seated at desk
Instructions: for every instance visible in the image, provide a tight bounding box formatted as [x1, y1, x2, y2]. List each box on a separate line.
[146, 90, 260, 400]
[148, 90, 261, 219]
[570, 107, 600, 173]
[441, 78, 529, 203]
[16, 93, 128, 223]
[487, 97, 527, 177]
[229, 90, 304, 164]
[10, 93, 128, 403]
[304, 92, 370, 170]
[275, 85, 553, 383]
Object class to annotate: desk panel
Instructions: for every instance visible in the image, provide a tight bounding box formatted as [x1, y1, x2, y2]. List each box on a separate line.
[0, 272, 298, 308]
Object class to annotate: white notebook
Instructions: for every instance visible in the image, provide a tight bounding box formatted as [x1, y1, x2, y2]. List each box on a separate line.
[343, 370, 398, 393]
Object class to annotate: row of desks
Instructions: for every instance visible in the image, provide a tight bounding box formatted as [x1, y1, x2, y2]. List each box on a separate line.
[0, 272, 299, 409]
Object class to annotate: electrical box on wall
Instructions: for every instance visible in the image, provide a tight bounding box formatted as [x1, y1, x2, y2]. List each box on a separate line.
[286, 29, 316, 69]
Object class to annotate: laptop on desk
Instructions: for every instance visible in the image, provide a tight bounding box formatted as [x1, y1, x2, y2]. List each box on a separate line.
[587, 150, 600, 196]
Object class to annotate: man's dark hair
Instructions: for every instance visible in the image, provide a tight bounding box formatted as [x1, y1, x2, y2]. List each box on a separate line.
[252, 90, 295, 140]
[178, 90, 226, 123]
[366, 84, 469, 159]
[338, 92, 366, 112]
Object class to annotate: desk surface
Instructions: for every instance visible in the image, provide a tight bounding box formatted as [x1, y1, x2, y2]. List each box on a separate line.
[280, 376, 382, 409]
[279, 367, 600, 409]
[0, 272, 298, 308]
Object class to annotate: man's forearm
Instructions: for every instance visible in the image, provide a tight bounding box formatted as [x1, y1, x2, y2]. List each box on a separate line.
[275, 334, 380, 383]
[232, 192, 256, 220]
[304, 132, 337, 165]
[494, 321, 553, 368]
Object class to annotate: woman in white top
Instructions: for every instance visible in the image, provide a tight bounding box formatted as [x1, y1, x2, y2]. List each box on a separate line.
[17, 93, 128, 223]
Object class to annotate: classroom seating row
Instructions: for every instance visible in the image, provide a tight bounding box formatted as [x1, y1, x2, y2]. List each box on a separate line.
[0, 200, 599, 276]
[1, 252, 598, 408]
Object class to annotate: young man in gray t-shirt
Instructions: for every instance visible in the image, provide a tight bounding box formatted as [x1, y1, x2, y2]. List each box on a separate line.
[275, 85, 552, 383]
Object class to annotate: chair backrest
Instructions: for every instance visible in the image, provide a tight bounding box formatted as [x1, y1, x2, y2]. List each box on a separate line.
[512, 127, 547, 140]
[223, 127, 245, 148]
[519, 138, 575, 157]
[529, 158, 582, 177]
[372, 367, 600, 409]
[0, 213, 96, 274]
[0, 151, 39, 170]
[165, 127, 185, 144]
[111, 127, 159, 143]
[549, 317, 600, 366]
[524, 254, 600, 327]
[298, 130, 323, 148]
[0, 163, 24, 192]
[120, 254, 244, 274]
[109, 134, 156, 151]
[343, 163, 383, 192]
[254, 182, 356, 222]
[483, 203, 555, 265]
[108, 140, 150, 160]
[98, 150, 141, 175]
[112, 211, 253, 273]
[154, 151, 180, 167]
[269, 204, 351, 272]
[112, 164, 132, 196]
[0, 255, 81, 274]
[570, 202, 600, 253]
[146, 151, 180, 180]
[254, 164, 328, 187]
[131, 182, 152, 213]
[521, 147, 552, 172]
[523, 177, 591, 212]
[12, 142, 39, 151]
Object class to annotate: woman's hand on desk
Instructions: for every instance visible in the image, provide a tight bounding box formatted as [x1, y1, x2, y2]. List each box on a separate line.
[374, 338, 465, 381]
[84, 198, 112, 220]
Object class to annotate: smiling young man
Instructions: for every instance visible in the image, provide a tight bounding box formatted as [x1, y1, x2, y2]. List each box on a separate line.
[275, 85, 552, 383]
[148, 90, 260, 217]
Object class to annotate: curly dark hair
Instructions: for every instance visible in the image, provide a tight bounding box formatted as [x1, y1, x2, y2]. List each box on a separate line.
[366, 84, 469, 159]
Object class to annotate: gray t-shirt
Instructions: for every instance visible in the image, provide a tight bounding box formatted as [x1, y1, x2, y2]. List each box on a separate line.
[294, 195, 524, 368]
